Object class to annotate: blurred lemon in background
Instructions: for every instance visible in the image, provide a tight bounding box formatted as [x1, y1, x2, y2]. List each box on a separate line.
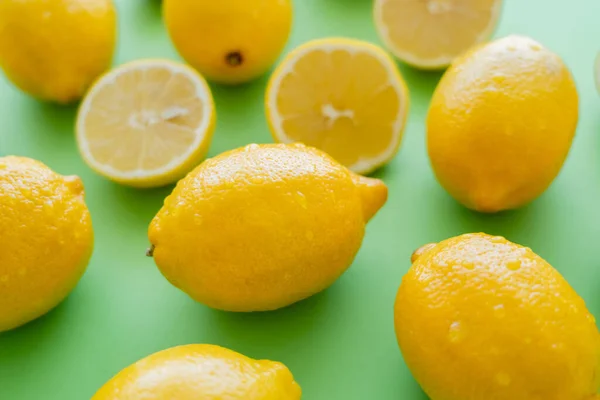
[374, 0, 503, 69]
[148, 143, 388, 311]
[76, 59, 215, 188]
[0, 0, 116, 103]
[427, 35, 578, 212]
[396, 233, 600, 400]
[266, 38, 409, 175]
[164, 0, 293, 84]
[0, 157, 93, 332]
[92, 344, 301, 399]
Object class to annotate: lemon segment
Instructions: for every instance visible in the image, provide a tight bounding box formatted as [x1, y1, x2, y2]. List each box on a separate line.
[266, 38, 409, 175]
[76, 60, 215, 188]
[374, 0, 503, 69]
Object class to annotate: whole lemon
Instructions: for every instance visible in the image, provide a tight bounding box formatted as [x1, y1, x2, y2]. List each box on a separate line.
[163, 0, 293, 84]
[0, 0, 116, 103]
[92, 344, 301, 399]
[427, 35, 578, 212]
[395, 233, 600, 400]
[0, 157, 93, 332]
[148, 143, 387, 311]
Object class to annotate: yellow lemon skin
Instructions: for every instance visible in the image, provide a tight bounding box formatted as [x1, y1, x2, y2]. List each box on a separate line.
[0, 0, 116, 103]
[0, 157, 93, 332]
[395, 233, 600, 400]
[163, 0, 292, 84]
[148, 143, 387, 312]
[427, 35, 578, 212]
[92, 344, 301, 400]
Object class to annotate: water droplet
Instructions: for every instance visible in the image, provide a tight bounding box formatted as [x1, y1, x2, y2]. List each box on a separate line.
[587, 314, 596, 324]
[295, 191, 307, 209]
[495, 372, 511, 386]
[462, 261, 475, 270]
[506, 260, 521, 271]
[448, 321, 465, 343]
[551, 343, 564, 351]
[493, 304, 506, 318]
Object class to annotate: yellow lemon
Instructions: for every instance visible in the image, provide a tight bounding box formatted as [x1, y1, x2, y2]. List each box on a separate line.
[163, 0, 292, 84]
[0, 0, 116, 103]
[92, 344, 301, 399]
[0, 157, 93, 332]
[374, 0, 503, 69]
[427, 35, 578, 212]
[76, 59, 216, 188]
[395, 233, 600, 400]
[266, 38, 409, 175]
[148, 143, 387, 311]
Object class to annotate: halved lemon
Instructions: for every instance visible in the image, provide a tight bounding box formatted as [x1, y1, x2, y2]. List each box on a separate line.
[266, 38, 409, 175]
[76, 59, 215, 188]
[374, 0, 503, 69]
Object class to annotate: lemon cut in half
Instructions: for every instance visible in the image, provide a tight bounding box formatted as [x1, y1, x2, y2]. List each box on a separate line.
[374, 0, 503, 69]
[76, 59, 215, 188]
[266, 38, 409, 175]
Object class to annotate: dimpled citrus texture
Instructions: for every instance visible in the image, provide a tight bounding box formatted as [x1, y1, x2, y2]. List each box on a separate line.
[395, 233, 600, 400]
[427, 35, 578, 212]
[0, 157, 93, 332]
[148, 143, 387, 311]
[92, 344, 301, 399]
[164, 0, 292, 84]
[0, 0, 116, 103]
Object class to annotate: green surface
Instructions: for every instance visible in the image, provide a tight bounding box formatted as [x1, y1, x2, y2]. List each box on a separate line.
[1, 0, 600, 398]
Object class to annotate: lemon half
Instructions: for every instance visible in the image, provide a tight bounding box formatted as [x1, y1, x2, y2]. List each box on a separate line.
[266, 38, 409, 175]
[374, 0, 503, 69]
[76, 59, 215, 188]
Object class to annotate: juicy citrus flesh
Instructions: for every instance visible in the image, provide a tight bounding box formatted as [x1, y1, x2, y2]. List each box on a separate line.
[375, 0, 502, 69]
[0, 157, 93, 332]
[395, 233, 600, 400]
[77, 60, 216, 188]
[92, 344, 302, 400]
[148, 143, 387, 312]
[427, 35, 578, 212]
[267, 38, 409, 175]
[164, 0, 292, 84]
[0, 0, 116, 103]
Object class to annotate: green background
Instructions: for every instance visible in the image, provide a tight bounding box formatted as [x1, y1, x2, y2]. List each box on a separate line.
[2, 0, 600, 398]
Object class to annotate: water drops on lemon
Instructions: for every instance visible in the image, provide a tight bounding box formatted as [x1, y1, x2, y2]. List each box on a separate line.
[0, 157, 94, 332]
[395, 233, 600, 400]
[266, 38, 410, 175]
[427, 35, 578, 212]
[148, 143, 388, 312]
[76, 59, 216, 188]
[164, 0, 292, 84]
[92, 344, 301, 400]
[0, 0, 116, 103]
